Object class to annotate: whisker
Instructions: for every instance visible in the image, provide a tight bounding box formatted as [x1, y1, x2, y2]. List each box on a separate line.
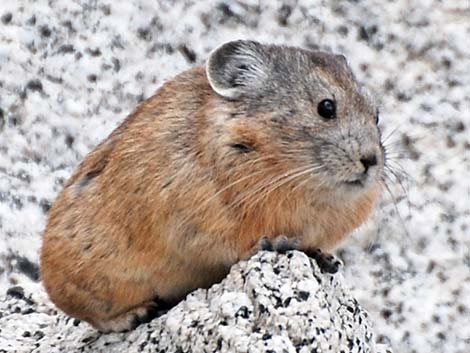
[381, 124, 403, 145]
[244, 165, 328, 222]
[386, 160, 414, 184]
[252, 165, 325, 208]
[191, 163, 315, 229]
[229, 165, 322, 212]
[177, 155, 282, 227]
[379, 178, 411, 240]
[291, 169, 326, 194]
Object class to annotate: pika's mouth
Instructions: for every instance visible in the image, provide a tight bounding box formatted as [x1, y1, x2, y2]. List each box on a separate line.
[344, 179, 364, 187]
[342, 173, 373, 189]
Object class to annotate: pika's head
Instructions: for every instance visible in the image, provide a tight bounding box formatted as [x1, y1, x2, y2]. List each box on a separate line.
[205, 40, 384, 201]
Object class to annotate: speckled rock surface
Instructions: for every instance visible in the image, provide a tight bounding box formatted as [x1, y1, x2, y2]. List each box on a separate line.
[1, 1, 469, 352]
[0, 252, 392, 353]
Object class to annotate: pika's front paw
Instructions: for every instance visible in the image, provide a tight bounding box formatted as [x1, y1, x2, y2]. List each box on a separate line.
[259, 235, 300, 254]
[305, 248, 341, 274]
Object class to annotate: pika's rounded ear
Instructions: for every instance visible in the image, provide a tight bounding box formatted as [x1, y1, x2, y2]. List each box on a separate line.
[206, 40, 269, 99]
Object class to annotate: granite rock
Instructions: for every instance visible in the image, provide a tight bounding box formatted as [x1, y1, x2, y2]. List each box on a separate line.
[0, 251, 392, 353]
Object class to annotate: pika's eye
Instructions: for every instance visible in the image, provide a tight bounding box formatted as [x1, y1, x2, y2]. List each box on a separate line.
[375, 114, 380, 124]
[317, 99, 336, 120]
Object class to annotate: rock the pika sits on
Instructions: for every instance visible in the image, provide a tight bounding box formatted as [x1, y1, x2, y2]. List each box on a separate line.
[41, 40, 385, 333]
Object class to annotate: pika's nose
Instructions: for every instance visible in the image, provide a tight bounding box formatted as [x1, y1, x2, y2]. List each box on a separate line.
[360, 154, 378, 174]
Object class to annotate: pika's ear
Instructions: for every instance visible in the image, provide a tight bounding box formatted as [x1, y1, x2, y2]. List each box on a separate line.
[206, 40, 269, 99]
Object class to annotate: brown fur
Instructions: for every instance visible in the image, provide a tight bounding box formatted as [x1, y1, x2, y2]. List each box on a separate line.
[41, 43, 383, 332]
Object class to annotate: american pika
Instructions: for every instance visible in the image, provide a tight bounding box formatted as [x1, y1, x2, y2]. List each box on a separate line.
[41, 40, 384, 332]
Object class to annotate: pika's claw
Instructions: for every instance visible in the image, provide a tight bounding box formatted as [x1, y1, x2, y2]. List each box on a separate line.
[305, 248, 341, 274]
[260, 235, 300, 254]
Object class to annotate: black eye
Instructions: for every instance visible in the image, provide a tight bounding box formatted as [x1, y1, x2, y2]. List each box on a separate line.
[317, 99, 336, 119]
[375, 114, 380, 124]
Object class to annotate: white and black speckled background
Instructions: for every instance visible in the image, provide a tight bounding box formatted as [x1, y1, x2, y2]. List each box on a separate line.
[0, 1, 469, 352]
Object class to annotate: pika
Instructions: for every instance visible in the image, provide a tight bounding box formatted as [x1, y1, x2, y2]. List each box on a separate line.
[41, 40, 384, 332]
